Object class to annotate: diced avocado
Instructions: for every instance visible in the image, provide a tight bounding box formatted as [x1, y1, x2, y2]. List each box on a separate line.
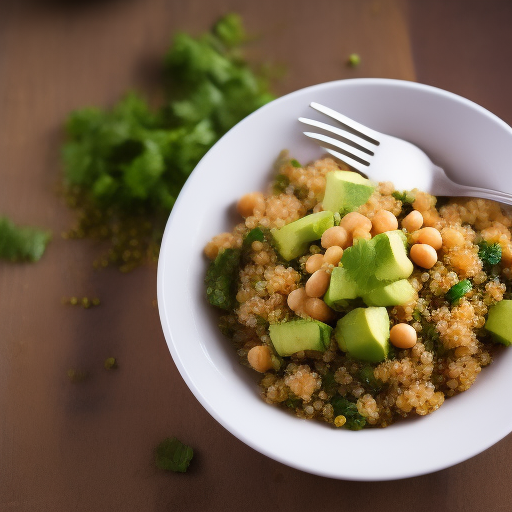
[372, 230, 413, 281]
[485, 300, 512, 346]
[271, 211, 334, 261]
[334, 307, 390, 362]
[323, 267, 359, 311]
[322, 171, 375, 214]
[269, 319, 332, 357]
[363, 279, 416, 307]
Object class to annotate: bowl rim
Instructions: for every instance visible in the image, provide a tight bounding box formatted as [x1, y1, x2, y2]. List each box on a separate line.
[157, 78, 512, 480]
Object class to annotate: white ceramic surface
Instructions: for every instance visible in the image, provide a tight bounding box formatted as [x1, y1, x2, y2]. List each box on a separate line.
[157, 79, 512, 481]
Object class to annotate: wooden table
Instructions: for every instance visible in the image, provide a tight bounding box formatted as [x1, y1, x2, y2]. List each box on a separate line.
[1, 1, 512, 510]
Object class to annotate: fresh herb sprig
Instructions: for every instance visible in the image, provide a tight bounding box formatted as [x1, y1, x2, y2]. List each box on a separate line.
[62, 14, 275, 271]
[0, 217, 51, 262]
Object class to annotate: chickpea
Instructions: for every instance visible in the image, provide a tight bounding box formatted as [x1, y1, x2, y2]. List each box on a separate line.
[287, 287, 308, 312]
[339, 212, 372, 234]
[352, 227, 372, 241]
[410, 243, 438, 269]
[371, 210, 398, 235]
[305, 270, 331, 298]
[321, 226, 349, 249]
[247, 345, 273, 373]
[389, 323, 417, 349]
[237, 192, 265, 218]
[323, 246, 344, 266]
[402, 210, 423, 232]
[411, 227, 443, 250]
[305, 253, 324, 273]
[304, 297, 334, 323]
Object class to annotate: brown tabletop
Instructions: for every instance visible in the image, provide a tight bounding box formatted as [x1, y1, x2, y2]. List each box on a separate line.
[1, 1, 512, 510]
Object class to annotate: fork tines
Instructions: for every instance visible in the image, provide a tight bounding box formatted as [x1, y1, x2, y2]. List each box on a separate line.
[299, 102, 381, 173]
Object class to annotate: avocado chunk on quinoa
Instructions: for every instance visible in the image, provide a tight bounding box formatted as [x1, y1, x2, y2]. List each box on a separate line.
[485, 300, 512, 346]
[270, 211, 334, 261]
[372, 230, 413, 282]
[363, 279, 416, 307]
[323, 266, 360, 310]
[335, 307, 390, 362]
[322, 170, 375, 214]
[269, 319, 332, 357]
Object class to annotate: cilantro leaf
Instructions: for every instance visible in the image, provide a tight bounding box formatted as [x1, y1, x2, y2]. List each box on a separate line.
[340, 238, 377, 293]
[214, 13, 246, 47]
[0, 217, 51, 262]
[243, 227, 265, 247]
[330, 396, 366, 430]
[155, 437, 194, 473]
[391, 190, 415, 204]
[478, 241, 502, 266]
[61, 14, 277, 271]
[205, 248, 241, 311]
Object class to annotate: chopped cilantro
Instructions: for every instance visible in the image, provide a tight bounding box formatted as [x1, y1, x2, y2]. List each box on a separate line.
[62, 14, 276, 271]
[243, 227, 265, 247]
[359, 366, 382, 393]
[273, 174, 290, 194]
[155, 437, 194, 473]
[321, 371, 338, 394]
[419, 319, 443, 355]
[290, 159, 302, 168]
[0, 217, 51, 262]
[213, 13, 246, 47]
[205, 248, 241, 311]
[340, 238, 377, 293]
[330, 396, 366, 430]
[284, 396, 302, 409]
[446, 279, 472, 304]
[104, 357, 117, 370]
[392, 190, 415, 204]
[347, 53, 361, 67]
[478, 241, 502, 266]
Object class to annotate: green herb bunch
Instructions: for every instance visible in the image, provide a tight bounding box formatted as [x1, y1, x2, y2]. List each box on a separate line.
[62, 14, 275, 272]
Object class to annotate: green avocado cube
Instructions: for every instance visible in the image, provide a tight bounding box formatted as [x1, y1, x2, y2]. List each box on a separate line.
[269, 319, 332, 357]
[323, 266, 359, 310]
[372, 230, 413, 281]
[322, 170, 375, 214]
[363, 279, 416, 307]
[334, 307, 390, 362]
[270, 211, 334, 261]
[485, 300, 512, 346]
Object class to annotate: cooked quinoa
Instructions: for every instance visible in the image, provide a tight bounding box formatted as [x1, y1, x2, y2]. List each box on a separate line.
[205, 152, 512, 429]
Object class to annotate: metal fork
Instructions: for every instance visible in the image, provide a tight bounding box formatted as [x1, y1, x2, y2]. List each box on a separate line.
[299, 102, 512, 206]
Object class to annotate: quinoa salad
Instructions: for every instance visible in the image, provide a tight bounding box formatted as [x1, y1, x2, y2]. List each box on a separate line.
[204, 152, 512, 430]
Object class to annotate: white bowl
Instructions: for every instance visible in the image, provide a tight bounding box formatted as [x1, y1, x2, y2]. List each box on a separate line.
[157, 78, 512, 481]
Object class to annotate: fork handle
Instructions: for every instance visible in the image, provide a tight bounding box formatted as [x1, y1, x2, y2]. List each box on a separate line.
[431, 166, 512, 206]
[451, 185, 512, 206]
